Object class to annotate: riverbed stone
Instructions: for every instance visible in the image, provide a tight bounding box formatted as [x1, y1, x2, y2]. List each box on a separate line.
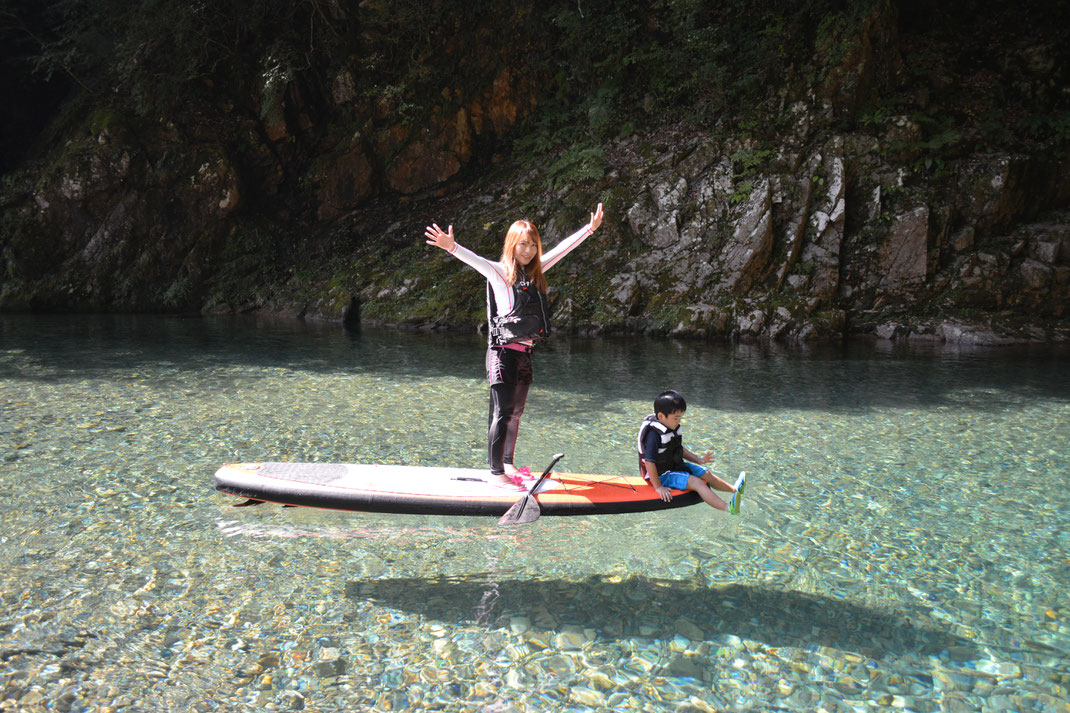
[674, 618, 705, 641]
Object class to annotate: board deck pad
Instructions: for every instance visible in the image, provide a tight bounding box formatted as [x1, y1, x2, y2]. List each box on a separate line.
[214, 462, 700, 517]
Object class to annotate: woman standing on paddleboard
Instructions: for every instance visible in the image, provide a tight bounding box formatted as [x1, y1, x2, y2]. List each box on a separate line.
[425, 203, 604, 486]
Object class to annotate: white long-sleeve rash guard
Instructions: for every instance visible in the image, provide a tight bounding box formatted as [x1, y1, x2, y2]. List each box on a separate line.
[446, 223, 595, 335]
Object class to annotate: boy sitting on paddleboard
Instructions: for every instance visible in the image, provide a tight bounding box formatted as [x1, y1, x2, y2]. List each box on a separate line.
[637, 390, 744, 514]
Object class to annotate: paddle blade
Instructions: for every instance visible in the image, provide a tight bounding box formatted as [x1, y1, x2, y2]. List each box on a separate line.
[498, 494, 541, 525]
[497, 452, 564, 526]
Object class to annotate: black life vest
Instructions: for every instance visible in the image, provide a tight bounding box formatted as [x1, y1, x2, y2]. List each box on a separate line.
[487, 274, 551, 347]
[636, 414, 685, 477]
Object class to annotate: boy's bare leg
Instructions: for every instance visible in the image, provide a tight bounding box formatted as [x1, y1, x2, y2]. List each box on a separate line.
[700, 471, 738, 493]
[688, 476, 730, 512]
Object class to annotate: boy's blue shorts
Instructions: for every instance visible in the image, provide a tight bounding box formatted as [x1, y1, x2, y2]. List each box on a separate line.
[658, 463, 707, 491]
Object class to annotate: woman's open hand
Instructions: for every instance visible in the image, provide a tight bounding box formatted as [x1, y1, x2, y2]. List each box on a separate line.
[589, 203, 604, 232]
[424, 223, 455, 252]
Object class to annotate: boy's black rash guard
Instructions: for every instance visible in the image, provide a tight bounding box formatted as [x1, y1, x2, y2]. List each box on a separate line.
[445, 224, 594, 347]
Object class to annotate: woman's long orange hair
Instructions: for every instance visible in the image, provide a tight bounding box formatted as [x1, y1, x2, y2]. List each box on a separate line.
[500, 220, 548, 292]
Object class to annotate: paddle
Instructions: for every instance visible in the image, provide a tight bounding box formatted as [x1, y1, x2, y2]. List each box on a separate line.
[498, 452, 564, 525]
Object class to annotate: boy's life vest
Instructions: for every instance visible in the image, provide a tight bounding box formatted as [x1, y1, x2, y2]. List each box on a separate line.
[636, 414, 685, 478]
[487, 275, 551, 347]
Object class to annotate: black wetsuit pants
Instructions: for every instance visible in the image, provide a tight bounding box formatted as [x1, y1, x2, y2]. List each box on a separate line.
[486, 346, 532, 475]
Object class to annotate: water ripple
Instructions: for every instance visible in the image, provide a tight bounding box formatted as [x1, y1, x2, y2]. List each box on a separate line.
[1, 314, 1068, 712]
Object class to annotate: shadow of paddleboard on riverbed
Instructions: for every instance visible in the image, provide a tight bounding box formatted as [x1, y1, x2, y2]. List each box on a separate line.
[347, 574, 979, 662]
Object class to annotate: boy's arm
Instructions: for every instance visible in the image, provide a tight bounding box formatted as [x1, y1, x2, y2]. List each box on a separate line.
[643, 460, 673, 502]
[683, 447, 714, 465]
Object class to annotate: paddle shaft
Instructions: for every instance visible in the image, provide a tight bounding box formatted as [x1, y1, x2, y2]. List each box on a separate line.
[524, 452, 563, 496]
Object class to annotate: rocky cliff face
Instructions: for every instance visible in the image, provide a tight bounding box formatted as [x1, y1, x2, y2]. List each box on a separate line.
[601, 129, 1070, 344]
[2, 0, 1067, 343]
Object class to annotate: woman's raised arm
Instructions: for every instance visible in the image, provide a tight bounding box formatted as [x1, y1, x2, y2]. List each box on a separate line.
[424, 223, 456, 252]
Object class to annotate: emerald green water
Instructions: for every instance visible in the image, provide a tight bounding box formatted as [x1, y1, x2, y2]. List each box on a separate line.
[1, 315, 1068, 712]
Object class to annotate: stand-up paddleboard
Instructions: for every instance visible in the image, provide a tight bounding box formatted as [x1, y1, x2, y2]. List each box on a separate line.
[213, 460, 701, 517]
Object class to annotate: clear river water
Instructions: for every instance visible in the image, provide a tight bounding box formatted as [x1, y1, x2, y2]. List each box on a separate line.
[1, 314, 1068, 712]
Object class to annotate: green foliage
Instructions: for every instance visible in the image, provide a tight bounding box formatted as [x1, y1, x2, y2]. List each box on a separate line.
[731, 147, 774, 177]
[860, 106, 894, 127]
[728, 146, 773, 204]
[914, 126, 959, 174]
[204, 225, 282, 309]
[814, 8, 857, 68]
[161, 277, 191, 308]
[546, 144, 606, 190]
[5, 0, 918, 172]
[87, 110, 115, 135]
[512, 0, 853, 156]
[1019, 111, 1070, 145]
[7, 0, 360, 123]
[812, 0, 889, 77]
[975, 109, 1011, 149]
[729, 180, 754, 206]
